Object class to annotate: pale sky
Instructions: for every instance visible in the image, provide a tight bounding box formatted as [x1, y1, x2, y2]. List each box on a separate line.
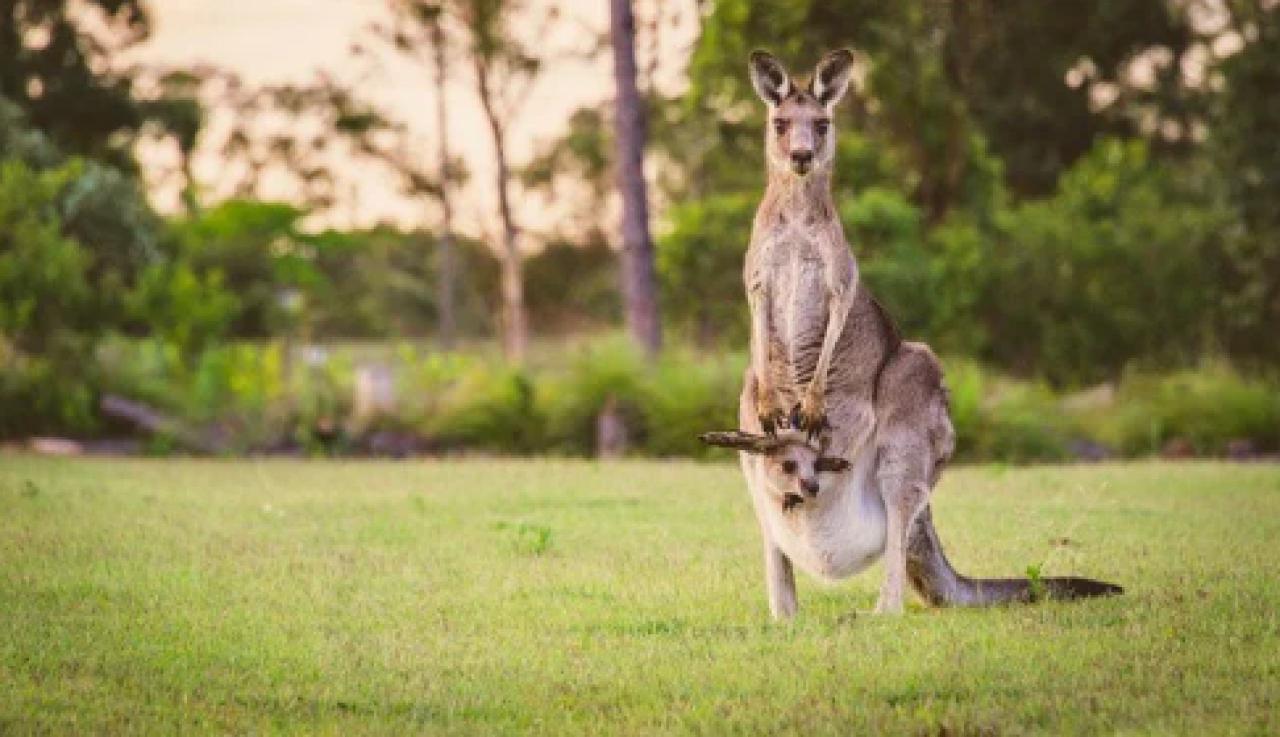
[126, 0, 698, 242]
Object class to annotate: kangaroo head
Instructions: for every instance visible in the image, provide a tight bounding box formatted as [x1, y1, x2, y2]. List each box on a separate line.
[700, 430, 851, 501]
[749, 49, 855, 178]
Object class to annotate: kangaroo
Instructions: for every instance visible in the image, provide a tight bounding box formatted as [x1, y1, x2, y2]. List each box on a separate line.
[700, 50, 1122, 618]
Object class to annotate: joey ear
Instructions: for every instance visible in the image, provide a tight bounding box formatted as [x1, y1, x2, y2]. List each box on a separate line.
[700, 430, 780, 455]
[812, 48, 855, 108]
[815, 456, 851, 473]
[749, 50, 792, 106]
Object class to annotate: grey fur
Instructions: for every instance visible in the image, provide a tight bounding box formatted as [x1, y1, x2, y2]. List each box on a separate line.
[712, 50, 1123, 618]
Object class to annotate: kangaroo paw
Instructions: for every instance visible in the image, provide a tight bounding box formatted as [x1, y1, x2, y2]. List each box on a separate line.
[792, 394, 829, 442]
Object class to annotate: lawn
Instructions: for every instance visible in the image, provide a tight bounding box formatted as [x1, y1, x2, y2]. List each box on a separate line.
[1, 457, 1278, 735]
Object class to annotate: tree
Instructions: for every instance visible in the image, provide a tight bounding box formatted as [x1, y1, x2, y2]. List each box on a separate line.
[1209, 0, 1280, 366]
[453, 0, 554, 361]
[0, 0, 149, 170]
[609, 0, 661, 357]
[428, 10, 459, 348]
[679, 0, 1201, 219]
[138, 68, 206, 214]
[372, 1, 465, 348]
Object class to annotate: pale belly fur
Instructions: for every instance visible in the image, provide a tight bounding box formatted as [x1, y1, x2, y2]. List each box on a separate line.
[750, 447, 887, 581]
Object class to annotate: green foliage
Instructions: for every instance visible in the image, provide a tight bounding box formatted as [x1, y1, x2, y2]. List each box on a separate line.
[306, 227, 498, 339]
[127, 261, 238, 361]
[0, 159, 93, 353]
[976, 139, 1227, 385]
[168, 200, 314, 337]
[657, 194, 755, 345]
[683, 0, 1195, 206]
[86, 336, 1280, 462]
[0, 157, 144, 437]
[494, 520, 554, 556]
[537, 339, 647, 455]
[638, 352, 743, 458]
[0, 0, 150, 169]
[431, 365, 543, 453]
[848, 139, 1231, 387]
[1209, 6, 1280, 367]
[533, 337, 742, 458]
[843, 186, 934, 335]
[942, 359, 1071, 463]
[1089, 366, 1280, 457]
[523, 240, 619, 333]
[0, 349, 98, 438]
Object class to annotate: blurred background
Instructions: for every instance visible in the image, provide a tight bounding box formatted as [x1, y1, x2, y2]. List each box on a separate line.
[1, 0, 1278, 462]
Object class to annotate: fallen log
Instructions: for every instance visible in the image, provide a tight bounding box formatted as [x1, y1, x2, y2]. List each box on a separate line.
[100, 395, 227, 454]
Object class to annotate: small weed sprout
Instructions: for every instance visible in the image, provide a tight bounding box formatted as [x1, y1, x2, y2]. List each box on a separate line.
[1026, 563, 1047, 602]
[495, 521, 554, 556]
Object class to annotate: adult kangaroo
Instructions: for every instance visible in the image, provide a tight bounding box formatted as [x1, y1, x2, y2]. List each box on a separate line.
[700, 50, 1122, 619]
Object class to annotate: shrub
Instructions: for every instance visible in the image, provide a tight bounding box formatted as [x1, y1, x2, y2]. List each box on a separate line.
[538, 338, 647, 455]
[943, 358, 1071, 463]
[638, 347, 744, 457]
[427, 364, 544, 453]
[1090, 367, 1280, 456]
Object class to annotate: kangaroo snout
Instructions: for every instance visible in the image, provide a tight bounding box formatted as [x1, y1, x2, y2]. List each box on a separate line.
[800, 477, 819, 497]
[790, 150, 814, 173]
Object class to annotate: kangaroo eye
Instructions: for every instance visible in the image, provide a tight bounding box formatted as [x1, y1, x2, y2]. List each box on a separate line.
[815, 119, 830, 136]
[773, 119, 789, 136]
[781, 460, 797, 474]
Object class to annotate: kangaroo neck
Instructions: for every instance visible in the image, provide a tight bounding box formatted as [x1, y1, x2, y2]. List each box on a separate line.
[762, 166, 836, 225]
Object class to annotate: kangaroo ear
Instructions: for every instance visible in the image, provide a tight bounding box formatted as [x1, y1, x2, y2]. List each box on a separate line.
[812, 48, 855, 108]
[749, 50, 792, 106]
[700, 430, 780, 455]
[816, 456, 851, 473]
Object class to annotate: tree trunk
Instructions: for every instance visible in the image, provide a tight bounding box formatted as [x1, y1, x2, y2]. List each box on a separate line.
[430, 16, 457, 349]
[474, 59, 528, 361]
[178, 148, 200, 215]
[609, 0, 662, 358]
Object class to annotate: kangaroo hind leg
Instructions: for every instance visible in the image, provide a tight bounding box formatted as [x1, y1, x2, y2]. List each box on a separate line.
[875, 472, 931, 614]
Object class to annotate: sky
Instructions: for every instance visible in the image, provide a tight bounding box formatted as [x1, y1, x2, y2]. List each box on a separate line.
[126, 0, 697, 241]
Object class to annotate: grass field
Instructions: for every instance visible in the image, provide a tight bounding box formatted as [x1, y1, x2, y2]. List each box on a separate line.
[2, 457, 1278, 734]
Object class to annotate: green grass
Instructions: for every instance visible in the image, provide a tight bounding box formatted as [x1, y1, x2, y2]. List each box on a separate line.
[2, 458, 1278, 735]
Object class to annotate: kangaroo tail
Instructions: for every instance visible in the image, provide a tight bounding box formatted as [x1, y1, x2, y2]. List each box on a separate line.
[905, 505, 1123, 606]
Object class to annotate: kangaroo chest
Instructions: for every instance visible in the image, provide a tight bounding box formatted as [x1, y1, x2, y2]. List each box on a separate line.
[761, 229, 830, 387]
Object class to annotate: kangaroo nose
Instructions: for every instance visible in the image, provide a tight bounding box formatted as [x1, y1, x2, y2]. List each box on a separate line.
[791, 150, 814, 166]
[800, 477, 819, 497]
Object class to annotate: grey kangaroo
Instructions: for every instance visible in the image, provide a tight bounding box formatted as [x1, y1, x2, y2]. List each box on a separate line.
[701, 49, 1122, 618]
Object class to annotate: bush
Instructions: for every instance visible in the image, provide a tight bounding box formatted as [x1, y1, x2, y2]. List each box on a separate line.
[657, 194, 755, 345]
[428, 365, 543, 453]
[535, 337, 744, 458]
[538, 338, 648, 455]
[86, 336, 1280, 463]
[638, 347, 743, 457]
[1089, 367, 1280, 456]
[943, 359, 1071, 463]
[958, 139, 1230, 386]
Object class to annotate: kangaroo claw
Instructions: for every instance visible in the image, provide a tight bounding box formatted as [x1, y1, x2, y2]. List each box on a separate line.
[758, 408, 787, 437]
[790, 401, 829, 441]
